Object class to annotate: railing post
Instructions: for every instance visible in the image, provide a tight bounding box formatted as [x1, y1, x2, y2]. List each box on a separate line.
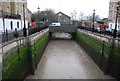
[17, 39, 20, 61]
[34, 40, 37, 68]
[26, 36, 34, 75]
[106, 38, 115, 74]
[100, 40, 105, 69]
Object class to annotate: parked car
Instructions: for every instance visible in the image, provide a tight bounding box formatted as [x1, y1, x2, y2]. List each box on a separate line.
[49, 22, 61, 26]
[95, 27, 101, 33]
[104, 28, 113, 35]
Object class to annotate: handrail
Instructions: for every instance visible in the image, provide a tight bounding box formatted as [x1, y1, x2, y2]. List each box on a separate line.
[78, 29, 120, 45]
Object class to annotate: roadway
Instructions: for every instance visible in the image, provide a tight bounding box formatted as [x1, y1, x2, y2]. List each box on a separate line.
[26, 33, 114, 79]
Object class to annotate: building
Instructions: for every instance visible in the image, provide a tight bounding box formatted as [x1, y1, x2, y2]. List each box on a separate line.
[0, 0, 31, 22]
[108, 0, 120, 30]
[27, 8, 32, 23]
[101, 18, 108, 29]
[0, 0, 2, 17]
[56, 12, 71, 24]
[1, 1, 11, 18]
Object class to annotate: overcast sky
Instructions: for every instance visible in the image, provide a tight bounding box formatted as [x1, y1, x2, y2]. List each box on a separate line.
[27, 0, 110, 19]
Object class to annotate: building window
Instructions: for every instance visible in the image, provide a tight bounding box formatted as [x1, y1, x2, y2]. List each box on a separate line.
[17, 22, 19, 28]
[10, 21, 13, 29]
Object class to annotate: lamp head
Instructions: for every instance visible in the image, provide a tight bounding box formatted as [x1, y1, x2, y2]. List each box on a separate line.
[93, 9, 95, 13]
[37, 7, 40, 10]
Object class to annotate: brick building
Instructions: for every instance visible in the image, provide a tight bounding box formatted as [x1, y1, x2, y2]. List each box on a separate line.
[108, 0, 120, 30]
[0, 0, 31, 22]
[56, 12, 71, 24]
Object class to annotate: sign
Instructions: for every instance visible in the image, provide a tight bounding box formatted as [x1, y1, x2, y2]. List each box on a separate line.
[99, 24, 104, 29]
[32, 22, 35, 28]
[97, 21, 104, 24]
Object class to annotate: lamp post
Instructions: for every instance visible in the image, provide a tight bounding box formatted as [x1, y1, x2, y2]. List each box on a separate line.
[92, 10, 95, 33]
[45, 13, 47, 26]
[113, 1, 120, 38]
[23, 3, 27, 37]
[37, 7, 40, 27]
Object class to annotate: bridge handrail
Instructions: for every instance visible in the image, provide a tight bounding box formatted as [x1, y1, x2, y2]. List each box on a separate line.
[49, 26, 78, 33]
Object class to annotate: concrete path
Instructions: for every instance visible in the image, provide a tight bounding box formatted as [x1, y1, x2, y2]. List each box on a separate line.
[26, 40, 113, 79]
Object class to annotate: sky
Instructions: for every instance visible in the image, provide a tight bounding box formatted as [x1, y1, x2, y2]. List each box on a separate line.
[27, 0, 110, 19]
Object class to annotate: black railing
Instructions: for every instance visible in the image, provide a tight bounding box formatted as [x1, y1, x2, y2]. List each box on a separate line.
[1, 26, 48, 43]
[29, 26, 48, 35]
[79, 26, 120, 38]
[78, 26, 91, 31]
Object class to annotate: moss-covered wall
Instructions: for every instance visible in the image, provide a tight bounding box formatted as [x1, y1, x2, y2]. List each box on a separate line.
[76, 31, 120, 80]
[2, 31, 49, 80]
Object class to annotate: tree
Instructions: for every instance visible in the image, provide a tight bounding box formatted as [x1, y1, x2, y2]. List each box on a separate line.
[71, 9, 77, 20]
[32, 8, 57, 23]
[79, 12, 84, 21]
[87, 14, 101, 22]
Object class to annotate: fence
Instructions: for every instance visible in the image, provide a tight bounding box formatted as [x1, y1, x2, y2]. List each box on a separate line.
[1, 30, 23, 43]
[29, 26, 48, 35]
[1, 26, 48, 43]
[79, 26, 120, 38]
[76, 30, 120, 81]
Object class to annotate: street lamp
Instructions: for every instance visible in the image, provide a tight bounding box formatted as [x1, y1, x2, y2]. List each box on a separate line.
[23, 3, 27, 37]
[37, 7, 40, 27]
[113, 1, 120, 38]
[92, 9, 95, 33]
[44, 13, 47, 21]
[44, 14, 47, 26]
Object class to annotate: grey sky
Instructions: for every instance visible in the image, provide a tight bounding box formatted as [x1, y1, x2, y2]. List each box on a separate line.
[27, 0, 110, 19]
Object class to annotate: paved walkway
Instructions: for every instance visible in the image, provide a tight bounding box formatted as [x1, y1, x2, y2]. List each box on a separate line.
[26, 40, 113, 79]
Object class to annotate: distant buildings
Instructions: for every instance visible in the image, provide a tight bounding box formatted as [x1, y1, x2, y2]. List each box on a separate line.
[0, 0, 2, 16]
[56, 12, 71, 24]
[0, 0, 31, 23]
[108, 0, 120, 30]
[101, 18, 108, 28]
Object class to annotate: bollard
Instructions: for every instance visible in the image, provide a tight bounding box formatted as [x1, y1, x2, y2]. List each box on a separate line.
[5, 29, 8, 42]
